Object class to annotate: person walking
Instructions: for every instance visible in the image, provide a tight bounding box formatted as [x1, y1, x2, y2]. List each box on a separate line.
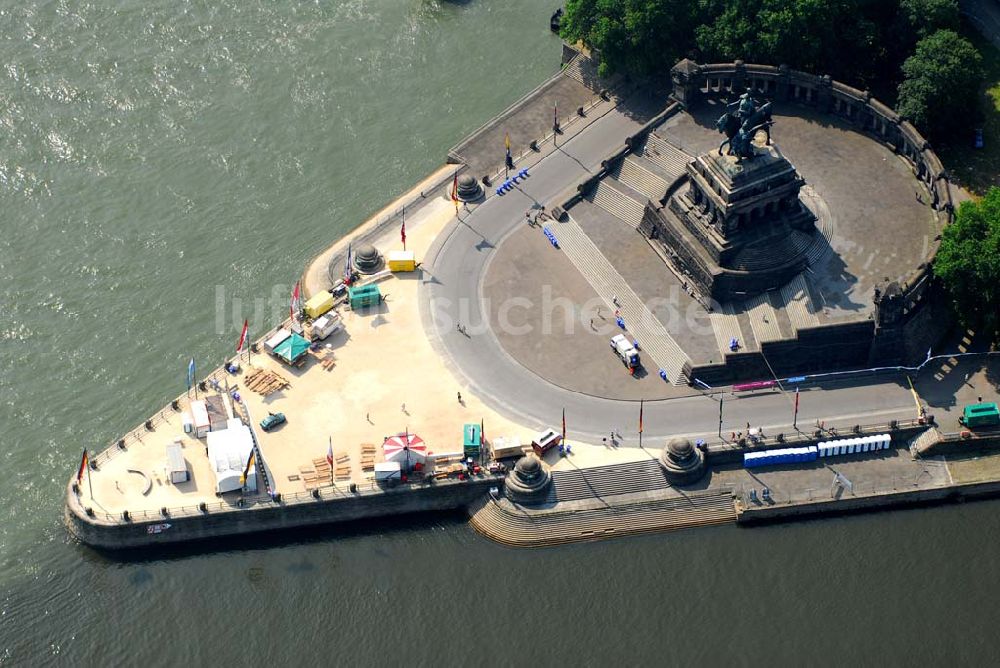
[457, 392, 462, 404]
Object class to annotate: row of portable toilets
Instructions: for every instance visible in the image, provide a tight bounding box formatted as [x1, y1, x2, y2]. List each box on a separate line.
[743, 434, 893, 469]
[816, 433, 892, 457]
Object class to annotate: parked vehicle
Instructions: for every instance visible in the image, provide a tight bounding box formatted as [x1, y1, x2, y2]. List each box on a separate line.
[259, 412, 286, 432]
[610, 334, 640, 371]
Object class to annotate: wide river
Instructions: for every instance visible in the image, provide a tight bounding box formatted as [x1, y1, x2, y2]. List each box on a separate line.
[1, 1, 999, 664]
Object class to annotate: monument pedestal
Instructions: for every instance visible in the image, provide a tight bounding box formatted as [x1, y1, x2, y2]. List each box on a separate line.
[644, 144, 816, 301]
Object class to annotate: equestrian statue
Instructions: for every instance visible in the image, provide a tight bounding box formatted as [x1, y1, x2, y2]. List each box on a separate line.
[716, 88, 773, 161]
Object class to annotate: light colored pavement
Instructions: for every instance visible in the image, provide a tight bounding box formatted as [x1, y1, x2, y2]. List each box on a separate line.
[421, 104, 923, 445]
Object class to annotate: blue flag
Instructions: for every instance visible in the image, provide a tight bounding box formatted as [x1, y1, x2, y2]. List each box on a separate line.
[187, 358, 195, 390]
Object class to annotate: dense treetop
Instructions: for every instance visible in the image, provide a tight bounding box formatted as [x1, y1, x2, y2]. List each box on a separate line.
[560, 0, 978, 140]
[935, 188, 1000, 330]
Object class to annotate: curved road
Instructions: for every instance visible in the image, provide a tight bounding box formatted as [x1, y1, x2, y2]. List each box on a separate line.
[421, 106, 921, 445]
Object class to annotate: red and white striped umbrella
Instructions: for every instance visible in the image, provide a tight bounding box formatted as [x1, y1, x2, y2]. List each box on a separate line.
[382, 433, 427, 463]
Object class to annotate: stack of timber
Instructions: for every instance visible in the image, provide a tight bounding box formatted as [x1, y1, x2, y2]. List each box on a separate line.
[299, 463, 331, 491]
[360, 444, 376, 471]
[244, 368, 291, 396]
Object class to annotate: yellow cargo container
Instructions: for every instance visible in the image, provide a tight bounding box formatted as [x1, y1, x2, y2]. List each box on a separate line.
[304, 291, 335, 319]
[387, 250, 416, 272]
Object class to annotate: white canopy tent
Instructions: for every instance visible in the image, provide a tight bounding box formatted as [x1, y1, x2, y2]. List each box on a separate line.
[206, 419, 257, 493]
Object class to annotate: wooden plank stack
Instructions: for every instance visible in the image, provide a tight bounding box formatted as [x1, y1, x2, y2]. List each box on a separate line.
[244, 368, 290, 396]
[300, 463, 330, 491]
[311, 349, 337, 371]
[360, 443, 377, 471]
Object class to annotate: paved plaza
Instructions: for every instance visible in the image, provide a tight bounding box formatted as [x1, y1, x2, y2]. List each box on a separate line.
[479, 98, 945, 394]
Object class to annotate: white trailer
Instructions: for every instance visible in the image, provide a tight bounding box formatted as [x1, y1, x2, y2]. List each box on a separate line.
[310, 312, 342, 341]
[165, 439, 189, 483]
[375, 461, 402, 483]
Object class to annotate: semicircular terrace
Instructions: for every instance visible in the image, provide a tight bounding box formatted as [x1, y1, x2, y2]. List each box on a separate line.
[473, 59, 950, 399]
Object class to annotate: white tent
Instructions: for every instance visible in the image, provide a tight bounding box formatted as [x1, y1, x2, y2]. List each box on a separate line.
[206, 421, 257, 493]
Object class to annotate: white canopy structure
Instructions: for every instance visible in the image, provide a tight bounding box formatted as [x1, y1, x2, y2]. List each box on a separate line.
[206, 419, 257, 493]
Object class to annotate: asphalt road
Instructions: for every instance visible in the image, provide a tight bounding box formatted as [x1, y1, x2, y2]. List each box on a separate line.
[421, 105, 921, 445]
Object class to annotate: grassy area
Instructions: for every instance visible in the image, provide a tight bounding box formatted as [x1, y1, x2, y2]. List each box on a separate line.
[935, 22, 1000, 196]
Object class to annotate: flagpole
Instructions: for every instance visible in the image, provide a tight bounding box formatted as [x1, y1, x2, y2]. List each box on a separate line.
[638, 399, 643, 449]
[793, 387, 800, 429]
[718, 394, 724, 438]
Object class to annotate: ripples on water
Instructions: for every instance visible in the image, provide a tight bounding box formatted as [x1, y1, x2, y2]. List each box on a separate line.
[2, 1, 1000, 664]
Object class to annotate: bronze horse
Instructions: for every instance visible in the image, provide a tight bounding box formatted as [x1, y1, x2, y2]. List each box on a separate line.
[716, 102, 773, 160]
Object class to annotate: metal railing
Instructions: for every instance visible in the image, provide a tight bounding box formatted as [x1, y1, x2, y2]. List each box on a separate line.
[79, 472, 503, 525]
[738, 468, 949, 508]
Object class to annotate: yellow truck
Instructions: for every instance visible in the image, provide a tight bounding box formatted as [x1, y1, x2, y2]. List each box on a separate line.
[387, 250, 416, 272]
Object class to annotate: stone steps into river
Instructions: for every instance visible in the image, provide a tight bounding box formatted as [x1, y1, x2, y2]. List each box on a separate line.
[468, 487, 737, 547]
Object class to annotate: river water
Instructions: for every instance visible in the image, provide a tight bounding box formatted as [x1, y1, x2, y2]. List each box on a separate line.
[1, 1, 999, 664]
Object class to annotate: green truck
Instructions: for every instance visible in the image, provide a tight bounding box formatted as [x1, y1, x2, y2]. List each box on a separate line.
[960, 402, 1000, 429]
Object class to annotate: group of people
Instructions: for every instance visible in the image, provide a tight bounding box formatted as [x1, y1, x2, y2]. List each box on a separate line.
[525, 207, 549, 226]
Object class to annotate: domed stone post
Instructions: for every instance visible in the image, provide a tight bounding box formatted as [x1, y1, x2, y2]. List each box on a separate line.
[353, 243, 383, 274]
[505, 455, 552, 503]
[658, 437, 706, 486]
[456, 173, 483, 202]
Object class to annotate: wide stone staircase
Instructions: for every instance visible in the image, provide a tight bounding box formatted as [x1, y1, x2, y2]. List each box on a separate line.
[746, 292, 785, 344]
[639, 133, 692, 181]
[553, 215, 692, 384]
[562, 54, 602, 91]
[541, 460, 670, 503]
[587, 180, 647, 229]
[779, 273, 820, 332]
[729, 228, 814, 271]
[468, 486, 737, 547]
[613, 156, 670, 202]
[709, 302, 748, 360]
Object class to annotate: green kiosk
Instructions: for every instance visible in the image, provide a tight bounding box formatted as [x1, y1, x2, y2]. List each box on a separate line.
[463, 423, 482, 459]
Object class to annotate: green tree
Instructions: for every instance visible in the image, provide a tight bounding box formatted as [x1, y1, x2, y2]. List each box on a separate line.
[897, 29, 983, 139]
[560, 0, 704, 77]
[897, 0, 959, 40]
[695, 0, 884, 88]
[934, 188, 1000, 329]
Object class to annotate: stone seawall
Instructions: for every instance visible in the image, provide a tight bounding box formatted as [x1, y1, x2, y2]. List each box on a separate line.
[737, 478, 1000, 524]
[65, 476, 498, 550]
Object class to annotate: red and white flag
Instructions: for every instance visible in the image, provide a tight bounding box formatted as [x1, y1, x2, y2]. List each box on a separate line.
[290, 281, 301, 321]
[326, 437, 334, 467]
[401, 219, 406, 250]
[236, 319, 248, 353]
[451, 173, 459, 212]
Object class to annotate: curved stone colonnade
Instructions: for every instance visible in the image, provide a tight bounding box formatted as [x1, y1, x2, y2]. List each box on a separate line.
[670, 59, 954, 362]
